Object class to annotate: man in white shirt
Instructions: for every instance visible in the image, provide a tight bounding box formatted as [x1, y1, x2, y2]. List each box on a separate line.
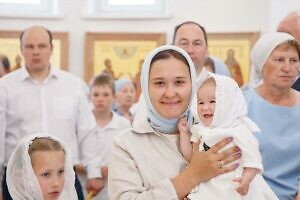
[172, 21, 209, 78]
[0, 26, 102, 200]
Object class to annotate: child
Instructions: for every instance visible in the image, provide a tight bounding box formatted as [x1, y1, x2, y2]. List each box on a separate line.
[178, 73, 278, 200]
[6, 134, 77, 200]
[76, 73, 131, 200]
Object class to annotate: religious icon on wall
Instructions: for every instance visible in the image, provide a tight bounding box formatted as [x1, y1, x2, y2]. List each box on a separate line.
[225, 49, 243, 86]
[207, 32, 259, 87]
[84, 32, 165, 83]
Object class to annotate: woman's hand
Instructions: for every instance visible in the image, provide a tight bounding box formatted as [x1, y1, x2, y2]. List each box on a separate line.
[188, 137, 241, 183]
[172, 137, 241, 199]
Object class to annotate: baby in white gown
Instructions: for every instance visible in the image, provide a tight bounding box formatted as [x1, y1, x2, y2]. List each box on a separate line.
[178, 73, 278, 200]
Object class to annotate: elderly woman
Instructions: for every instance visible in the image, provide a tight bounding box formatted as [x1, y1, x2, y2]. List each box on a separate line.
[108, 45, 241, 200]
[245, 32, 300, 200]
[113, 79, 136, 122]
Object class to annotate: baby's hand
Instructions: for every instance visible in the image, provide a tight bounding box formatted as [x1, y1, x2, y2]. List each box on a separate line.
[233, 168, 260, 196]
[178, 117, 188, 133]
[233, 177, 250, 195]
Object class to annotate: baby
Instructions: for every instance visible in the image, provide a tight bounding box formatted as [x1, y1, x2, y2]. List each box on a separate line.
[179, 73, 278, 200]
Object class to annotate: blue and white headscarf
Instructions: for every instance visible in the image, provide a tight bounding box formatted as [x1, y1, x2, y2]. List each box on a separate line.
[141, 45, 196, 134]
[115, 79, 134, 93]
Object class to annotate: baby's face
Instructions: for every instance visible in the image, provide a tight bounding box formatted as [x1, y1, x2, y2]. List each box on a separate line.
[197, 80, 216, 126]
[31, 150, 65, 200]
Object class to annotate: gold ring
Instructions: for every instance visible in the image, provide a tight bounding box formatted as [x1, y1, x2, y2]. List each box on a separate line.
[219, 160, 224, 168]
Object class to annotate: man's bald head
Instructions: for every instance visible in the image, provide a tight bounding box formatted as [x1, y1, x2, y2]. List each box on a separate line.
[19, 25, 53, 47]
[277, 11, 300, 40]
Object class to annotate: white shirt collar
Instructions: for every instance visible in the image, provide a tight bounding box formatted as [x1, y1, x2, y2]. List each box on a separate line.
[20, 65, 59, 83]
[100, 112, 123, 130]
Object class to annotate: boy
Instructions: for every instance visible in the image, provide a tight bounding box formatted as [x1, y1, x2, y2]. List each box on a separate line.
[76, 73, 131, 200]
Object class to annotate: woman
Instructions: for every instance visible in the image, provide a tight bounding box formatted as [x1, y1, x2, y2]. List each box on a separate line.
[113, 78, 136, 122]
[108, 45, 241, 200]
[245, 32, 300, 200]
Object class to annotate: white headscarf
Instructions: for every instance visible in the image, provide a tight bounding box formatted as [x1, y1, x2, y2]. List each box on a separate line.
[6, 134, 78, 200]
[249, 32, 295, 88]
[197, 73, 259, 132]
[141, 45, 196, 133]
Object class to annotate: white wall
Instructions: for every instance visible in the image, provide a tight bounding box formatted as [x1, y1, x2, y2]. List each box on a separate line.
[0, 0, 298, 78]
[269, 0, 300, 31]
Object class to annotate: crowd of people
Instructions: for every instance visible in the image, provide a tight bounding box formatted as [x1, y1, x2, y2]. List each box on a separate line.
[0, 10, 299, 200]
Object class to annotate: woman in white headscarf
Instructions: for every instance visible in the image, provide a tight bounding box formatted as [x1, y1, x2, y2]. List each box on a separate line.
[245, 32, 300, 200]
[249, 32, 296, 88]
[179, 73, 278, 199]
[108, 45, 241, 200]
[6, 134, 77, 200]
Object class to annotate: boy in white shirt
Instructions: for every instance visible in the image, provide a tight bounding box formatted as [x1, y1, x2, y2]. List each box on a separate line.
[76, 73, 131, 200]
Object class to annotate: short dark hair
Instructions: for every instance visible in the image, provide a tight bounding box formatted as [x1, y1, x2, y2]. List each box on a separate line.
[19, 27, 53, 46]
[172, 21, 208, 45]
[90, 73, 116, 94]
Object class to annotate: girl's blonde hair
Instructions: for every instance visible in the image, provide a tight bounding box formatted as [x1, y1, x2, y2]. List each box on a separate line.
[28, 137, 65, 156]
